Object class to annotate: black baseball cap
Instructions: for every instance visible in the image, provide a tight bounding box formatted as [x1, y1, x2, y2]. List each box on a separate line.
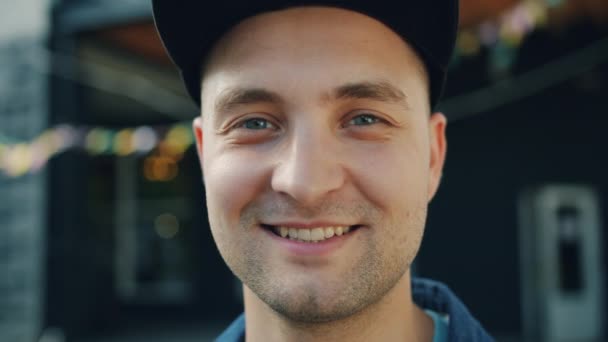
[152, 0, 459, 109]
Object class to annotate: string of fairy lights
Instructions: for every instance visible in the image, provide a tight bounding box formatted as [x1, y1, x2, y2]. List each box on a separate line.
[0, 0, 570, 179]
[454, 0, 565, 73]
[0, 123, 194, 180]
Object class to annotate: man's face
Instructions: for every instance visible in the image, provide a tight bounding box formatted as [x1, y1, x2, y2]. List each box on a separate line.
[194, 7, 446, 322]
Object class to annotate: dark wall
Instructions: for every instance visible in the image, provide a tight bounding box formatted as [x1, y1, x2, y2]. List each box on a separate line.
[418, 59, 607, 336]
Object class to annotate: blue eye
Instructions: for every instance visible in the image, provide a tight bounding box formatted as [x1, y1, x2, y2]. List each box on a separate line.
[348, 114, 380, 126]
[240, 118, 276, 130]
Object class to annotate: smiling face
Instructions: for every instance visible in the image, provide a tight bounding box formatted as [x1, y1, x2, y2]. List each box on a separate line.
[194, 6, 447, 323]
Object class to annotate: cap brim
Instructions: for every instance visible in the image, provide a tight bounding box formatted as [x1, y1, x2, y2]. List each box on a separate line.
[152, 0, 458, 108]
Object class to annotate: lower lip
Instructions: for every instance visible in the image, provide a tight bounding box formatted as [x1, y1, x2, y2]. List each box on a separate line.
[261, 226, 359, 257]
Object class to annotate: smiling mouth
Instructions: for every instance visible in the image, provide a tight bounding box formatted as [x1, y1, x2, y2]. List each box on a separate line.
[262, 225, 361, 243]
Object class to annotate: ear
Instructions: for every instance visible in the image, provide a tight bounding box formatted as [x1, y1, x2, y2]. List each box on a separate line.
[427, 112, 447, 202]
[192, 116, 204, 167]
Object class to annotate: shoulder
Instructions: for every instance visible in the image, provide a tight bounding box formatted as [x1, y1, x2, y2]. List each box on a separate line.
[412, 277, 495, 342]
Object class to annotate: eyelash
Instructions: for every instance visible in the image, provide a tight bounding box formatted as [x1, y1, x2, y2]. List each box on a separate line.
[230, 111, 387, 132]
[345, 113, 384, 127]
[235, 117, 278, 130]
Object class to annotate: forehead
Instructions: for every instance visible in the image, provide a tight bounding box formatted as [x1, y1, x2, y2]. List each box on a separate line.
[201, 6, 428, 111]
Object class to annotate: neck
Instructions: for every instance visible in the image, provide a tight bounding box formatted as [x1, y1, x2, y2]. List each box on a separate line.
[243, 270, 433, 342]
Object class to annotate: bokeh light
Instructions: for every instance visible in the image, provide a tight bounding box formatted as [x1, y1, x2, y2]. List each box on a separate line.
[133, 126, 157, 154]
[154, 213, 180, 239]
[143, 155, 179, 182]
[85, 128, 112, 154]
[113, 129, 134, 156]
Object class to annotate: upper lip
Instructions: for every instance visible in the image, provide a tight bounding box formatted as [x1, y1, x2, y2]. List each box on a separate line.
[261, 222, 357, 229]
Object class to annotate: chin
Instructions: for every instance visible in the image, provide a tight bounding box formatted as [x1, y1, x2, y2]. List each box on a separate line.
[251, 278, 372, 324]
[268, 296, 363, 324]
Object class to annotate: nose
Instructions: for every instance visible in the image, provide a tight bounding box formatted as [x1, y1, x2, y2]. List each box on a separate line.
[271, 128, 345, 205]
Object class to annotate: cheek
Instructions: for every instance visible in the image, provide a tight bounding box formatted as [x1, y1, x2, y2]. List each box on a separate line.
[352, 145, 428, 267]
[203, 150, 270, 224]
[349, 142, 429, 212]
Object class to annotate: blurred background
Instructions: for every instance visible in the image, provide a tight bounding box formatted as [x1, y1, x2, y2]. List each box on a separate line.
[0, 0, 607, 341]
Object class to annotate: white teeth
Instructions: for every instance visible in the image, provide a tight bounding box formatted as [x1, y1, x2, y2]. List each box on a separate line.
[311, 228, 324, 241]
[288, 228, 298, 239]
[280, 227, 288, 238]
[273, 226, 355, 242]
[297, 229, 311, 241]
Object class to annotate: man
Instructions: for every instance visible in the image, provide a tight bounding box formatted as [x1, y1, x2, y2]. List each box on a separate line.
[152, 1, 493, 341]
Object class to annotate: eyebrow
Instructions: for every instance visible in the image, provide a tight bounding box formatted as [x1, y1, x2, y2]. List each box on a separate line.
[213, 80, 408, 115]
[331, 81, 409, 109]
[215, 87, 283, 115]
